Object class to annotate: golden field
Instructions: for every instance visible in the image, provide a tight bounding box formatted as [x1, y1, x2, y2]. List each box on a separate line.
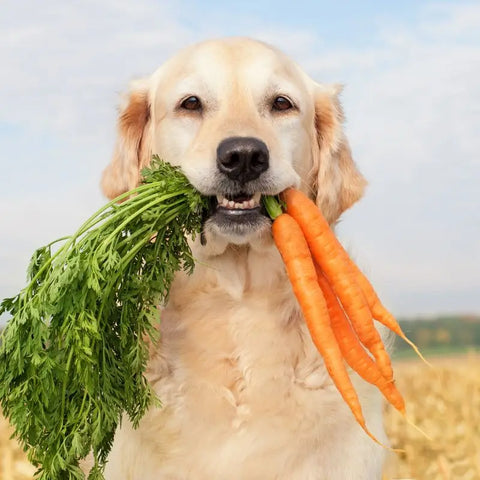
[1, 353, 479, 480]
[383, 352, 480, 479]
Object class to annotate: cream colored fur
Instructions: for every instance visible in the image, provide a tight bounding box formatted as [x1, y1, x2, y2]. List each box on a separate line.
[93, 38, 387, 480]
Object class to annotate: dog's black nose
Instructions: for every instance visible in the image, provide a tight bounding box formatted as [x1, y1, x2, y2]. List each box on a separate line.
[216, 137, 269, 183]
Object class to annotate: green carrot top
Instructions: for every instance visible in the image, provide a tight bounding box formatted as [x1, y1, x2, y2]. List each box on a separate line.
[0, 157, 208, 479]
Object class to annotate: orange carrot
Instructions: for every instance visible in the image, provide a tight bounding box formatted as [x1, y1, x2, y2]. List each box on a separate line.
[283, 188, 394, 381]
[351, 267, 431, 366]
[315, 264, 406, 414]
[271, 212, 385, 445]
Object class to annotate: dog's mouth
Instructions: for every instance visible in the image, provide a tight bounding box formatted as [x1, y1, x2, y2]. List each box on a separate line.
[204, 191, 271, 242]
[215, 192, 263, 213]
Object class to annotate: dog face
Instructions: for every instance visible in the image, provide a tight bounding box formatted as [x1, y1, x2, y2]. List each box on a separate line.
[102, 38, 366, 246]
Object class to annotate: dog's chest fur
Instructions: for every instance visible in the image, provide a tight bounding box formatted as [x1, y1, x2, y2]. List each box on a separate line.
[103, 244, 386, 479]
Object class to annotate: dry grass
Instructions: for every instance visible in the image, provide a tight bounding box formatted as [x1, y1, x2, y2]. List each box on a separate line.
[384, 351, 480, 480]
[0, 416, 36, 480]
[1, 353, 479, 480]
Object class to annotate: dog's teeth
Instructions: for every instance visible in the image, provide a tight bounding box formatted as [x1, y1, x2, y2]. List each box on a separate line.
[217, 194, 262, 209]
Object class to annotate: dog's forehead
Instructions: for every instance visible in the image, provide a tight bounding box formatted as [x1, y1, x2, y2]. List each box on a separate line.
[152, 39, 309, 101]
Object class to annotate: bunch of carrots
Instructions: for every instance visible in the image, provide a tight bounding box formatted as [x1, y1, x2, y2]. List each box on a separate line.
[265, 189, 428, 446]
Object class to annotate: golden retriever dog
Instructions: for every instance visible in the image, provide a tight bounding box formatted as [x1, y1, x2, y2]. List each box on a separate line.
[97, 37, 387, 479]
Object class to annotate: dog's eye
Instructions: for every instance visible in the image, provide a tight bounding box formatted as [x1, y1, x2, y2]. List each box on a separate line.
[272, 96, 293, 111]
[180, 96, 202, 111]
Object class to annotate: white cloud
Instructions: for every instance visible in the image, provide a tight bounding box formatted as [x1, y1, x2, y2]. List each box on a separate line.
[420, 2, 480, 39]
[1, 0, 479, 320]
[0, 1, 194, 137]
[330, 4, 480, 316]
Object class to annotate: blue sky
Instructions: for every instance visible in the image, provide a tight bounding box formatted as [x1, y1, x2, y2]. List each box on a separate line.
[1, 0, 479, 322]
[180, 0, 440, 45]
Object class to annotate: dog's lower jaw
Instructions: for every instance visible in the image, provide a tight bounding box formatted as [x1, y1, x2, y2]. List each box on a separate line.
[201, 216, 273, 252]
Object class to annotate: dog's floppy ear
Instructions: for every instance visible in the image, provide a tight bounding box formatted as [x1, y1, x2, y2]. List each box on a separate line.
[101, 78, 152, 199]
[309, 84, 367, 224]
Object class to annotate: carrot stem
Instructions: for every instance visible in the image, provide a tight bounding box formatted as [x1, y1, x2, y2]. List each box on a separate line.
[263, 195, 284, 220]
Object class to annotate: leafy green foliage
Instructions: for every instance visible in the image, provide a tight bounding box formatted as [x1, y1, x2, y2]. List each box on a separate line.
[0, 157, 208, 479]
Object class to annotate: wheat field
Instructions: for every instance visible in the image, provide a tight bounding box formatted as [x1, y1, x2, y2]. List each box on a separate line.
[1, 353, 479, 480]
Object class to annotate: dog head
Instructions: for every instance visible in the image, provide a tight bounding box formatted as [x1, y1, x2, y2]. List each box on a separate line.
[102, 38, 366, 248]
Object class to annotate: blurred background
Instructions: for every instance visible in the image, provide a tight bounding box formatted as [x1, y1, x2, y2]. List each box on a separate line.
[1, 1, 479, 478]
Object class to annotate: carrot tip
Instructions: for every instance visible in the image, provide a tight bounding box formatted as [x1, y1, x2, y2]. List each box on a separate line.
[399, 333, 434, 369]
[397, 405, 407, 415]
[404, 414, 433, 441]
[361, 423, 404, 453]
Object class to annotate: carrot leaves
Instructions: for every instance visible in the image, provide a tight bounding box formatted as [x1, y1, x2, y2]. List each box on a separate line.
[0, 157, 208, 479]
